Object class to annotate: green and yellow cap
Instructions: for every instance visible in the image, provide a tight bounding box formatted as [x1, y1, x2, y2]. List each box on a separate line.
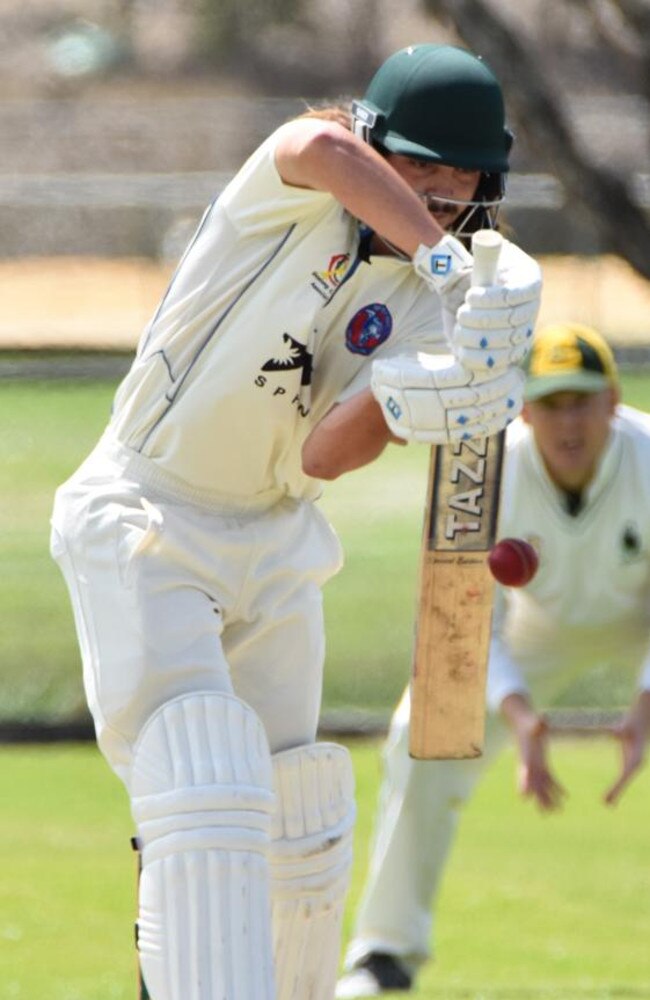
[523, 323, 619, 401]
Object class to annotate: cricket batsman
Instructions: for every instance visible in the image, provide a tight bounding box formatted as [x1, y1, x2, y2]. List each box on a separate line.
[50, 44, 541, 999]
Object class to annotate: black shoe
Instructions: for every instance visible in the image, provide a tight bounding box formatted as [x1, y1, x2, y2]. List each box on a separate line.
[335, 952, 412, 997]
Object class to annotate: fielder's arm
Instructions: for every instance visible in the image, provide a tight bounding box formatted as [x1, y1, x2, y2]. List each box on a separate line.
[603, 689, 650, 805]
[501, 693, 566, 811]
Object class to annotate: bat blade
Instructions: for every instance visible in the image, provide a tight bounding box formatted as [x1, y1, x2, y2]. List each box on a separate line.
[409, 229, 504, 760]
[409, 432, 504, 758]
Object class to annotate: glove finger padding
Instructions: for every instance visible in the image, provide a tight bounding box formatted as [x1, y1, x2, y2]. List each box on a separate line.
[465, 276, 542, 309]
[456, 341, 531, 373]
[453, 301, 536, 373]
[455, 297, 540, 332]
[373, 355, 523, 398]
[450, 239, 542, 374]
[373, 355, 480, 391]
[491, 238, 543, 305]
[371, 355, 523, 444]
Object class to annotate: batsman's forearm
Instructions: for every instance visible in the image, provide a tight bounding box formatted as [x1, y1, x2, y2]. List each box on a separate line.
[276, 121, 444, 256]
[302, 390, 400, 480]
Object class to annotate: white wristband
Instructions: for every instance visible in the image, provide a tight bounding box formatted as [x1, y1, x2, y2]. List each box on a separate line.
[412, 234, 473, 293]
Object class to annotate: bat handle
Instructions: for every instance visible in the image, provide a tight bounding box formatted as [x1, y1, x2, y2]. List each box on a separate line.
[471, 229, 503, 288]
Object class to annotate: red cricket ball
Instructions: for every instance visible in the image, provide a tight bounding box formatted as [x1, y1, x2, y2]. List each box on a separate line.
[487, 537, 539, 587]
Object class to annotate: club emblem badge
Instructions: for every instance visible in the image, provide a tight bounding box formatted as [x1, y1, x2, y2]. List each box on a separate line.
[345, 303, 392, 356]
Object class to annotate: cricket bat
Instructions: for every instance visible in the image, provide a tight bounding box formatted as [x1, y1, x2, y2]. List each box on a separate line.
[409, 230, 505, 760]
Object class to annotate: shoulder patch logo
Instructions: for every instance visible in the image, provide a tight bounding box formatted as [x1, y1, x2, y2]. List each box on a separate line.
[322, 253, 350, 286]
[345, 303, 392, 356]
[311, 253, 351, 300]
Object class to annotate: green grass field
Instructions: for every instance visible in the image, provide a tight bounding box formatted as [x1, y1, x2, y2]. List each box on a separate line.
[3, 368, 650, 997]
[2, 367, 650, 724]
[1, 739, 649, 999]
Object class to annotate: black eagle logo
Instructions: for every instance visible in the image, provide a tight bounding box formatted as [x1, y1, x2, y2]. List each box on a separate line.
[262, 333, 313, 387]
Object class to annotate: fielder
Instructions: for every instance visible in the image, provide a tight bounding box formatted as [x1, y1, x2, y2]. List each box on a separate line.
[50, 44, 541, 1000]
[337, 323, 650, 997]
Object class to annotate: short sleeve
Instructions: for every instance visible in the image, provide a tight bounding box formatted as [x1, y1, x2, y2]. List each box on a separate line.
[219, 124, 333, 234]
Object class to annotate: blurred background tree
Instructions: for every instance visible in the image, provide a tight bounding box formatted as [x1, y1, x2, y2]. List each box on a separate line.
[0, 0, 647, 272]
[1, 0, 649, 730]
[193, 0, 650, 274]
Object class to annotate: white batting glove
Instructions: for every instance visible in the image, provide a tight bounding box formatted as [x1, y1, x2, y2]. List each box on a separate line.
[412, 234, 474, 314]
[371, 353, 524, 444]
[452, 241, 542, 374]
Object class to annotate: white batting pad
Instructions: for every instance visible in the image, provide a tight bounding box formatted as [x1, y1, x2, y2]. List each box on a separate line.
[131, 691, 276, 1000]
[270, 742, 356, 1000]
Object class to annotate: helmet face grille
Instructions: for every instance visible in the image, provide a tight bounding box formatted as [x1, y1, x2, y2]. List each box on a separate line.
[449, 195, 503, 238]
[420, 173, 505, 239]
[362, 44, 512, 174]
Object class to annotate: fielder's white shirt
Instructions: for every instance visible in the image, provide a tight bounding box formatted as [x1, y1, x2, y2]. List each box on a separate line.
[108, 123, 444, 507]
[487, 404, 650, 707]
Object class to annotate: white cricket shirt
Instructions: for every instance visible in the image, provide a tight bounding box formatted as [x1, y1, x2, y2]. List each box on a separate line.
[487, 404, 650, 708]
[107, 123, 444, 509]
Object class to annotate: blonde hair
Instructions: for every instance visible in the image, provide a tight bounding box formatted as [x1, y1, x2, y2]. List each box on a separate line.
[293, 103, 353, 131]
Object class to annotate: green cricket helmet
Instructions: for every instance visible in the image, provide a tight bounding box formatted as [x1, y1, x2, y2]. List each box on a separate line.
[352, 44, 513, 235]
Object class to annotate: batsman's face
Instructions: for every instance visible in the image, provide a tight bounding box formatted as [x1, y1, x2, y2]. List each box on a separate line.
[386, 154, 481, 229]
[523, 387, 619, 491]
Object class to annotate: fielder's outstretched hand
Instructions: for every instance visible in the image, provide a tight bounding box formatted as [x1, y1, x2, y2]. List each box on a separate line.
[603, 692, 650, 805]
[501, 694, 566, 812]
[515, 714, 566, 812]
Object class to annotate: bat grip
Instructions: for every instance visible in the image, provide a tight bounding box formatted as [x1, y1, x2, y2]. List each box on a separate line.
[471, 230, 503, 288]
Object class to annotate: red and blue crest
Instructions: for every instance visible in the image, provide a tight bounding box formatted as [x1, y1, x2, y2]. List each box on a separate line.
[345, 303, 392, 356]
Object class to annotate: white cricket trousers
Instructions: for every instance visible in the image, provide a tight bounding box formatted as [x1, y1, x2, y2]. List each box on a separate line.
[343, 651, 578, 976]
[50, 437, 343, 788]
[343, 686, 510, 975]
